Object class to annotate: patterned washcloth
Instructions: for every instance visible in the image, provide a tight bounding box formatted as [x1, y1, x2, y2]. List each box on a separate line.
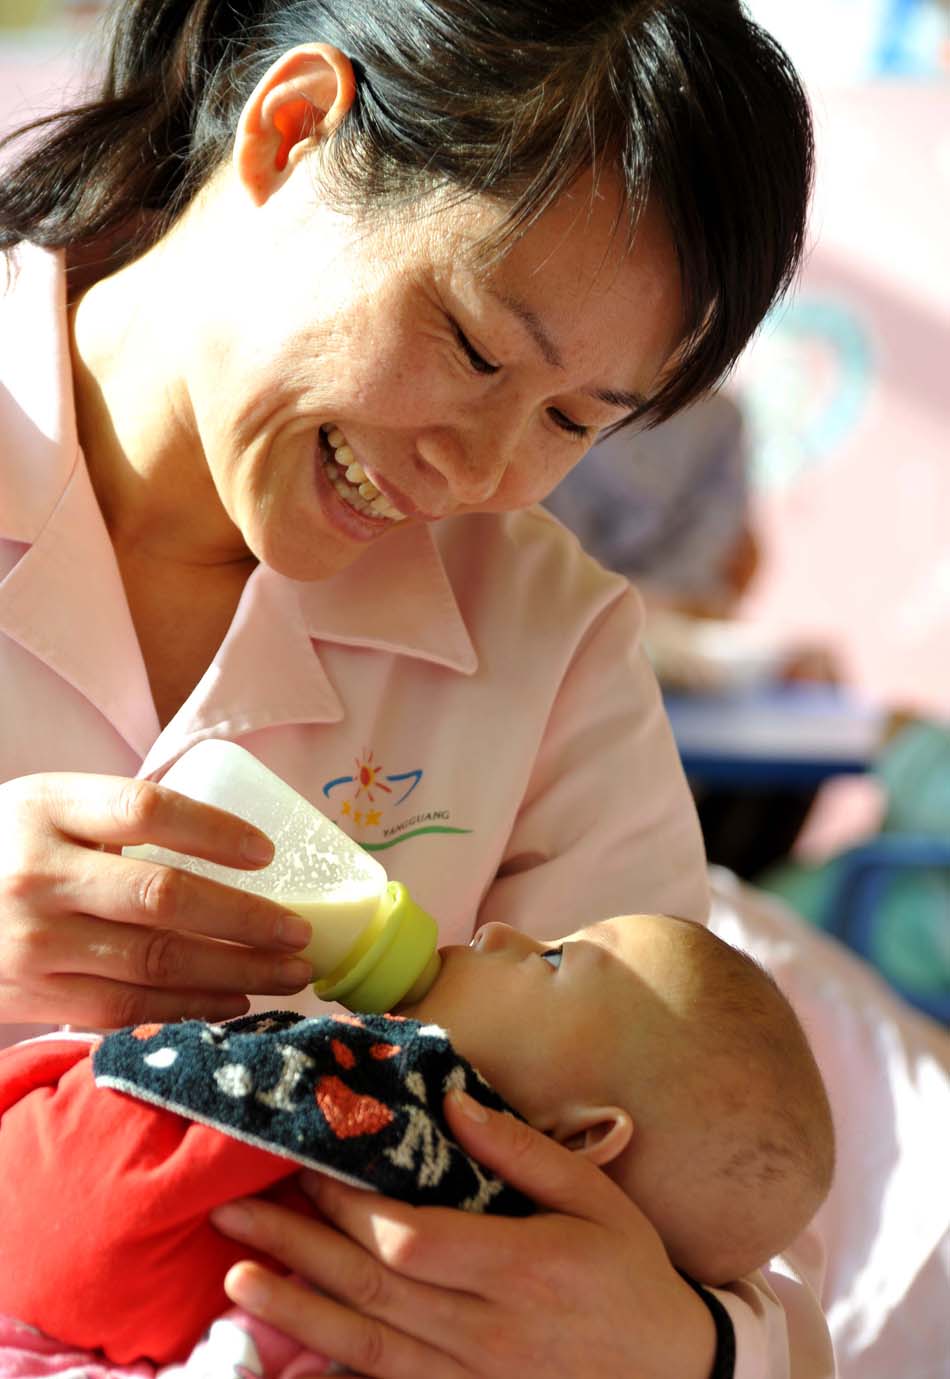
[92, 1010, 534, 1214]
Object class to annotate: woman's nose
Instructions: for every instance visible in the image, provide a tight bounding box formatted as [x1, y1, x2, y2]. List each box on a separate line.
[415, 427, 511, 506]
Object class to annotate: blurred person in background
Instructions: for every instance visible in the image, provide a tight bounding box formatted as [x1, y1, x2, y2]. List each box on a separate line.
[545, 393, 839, 880]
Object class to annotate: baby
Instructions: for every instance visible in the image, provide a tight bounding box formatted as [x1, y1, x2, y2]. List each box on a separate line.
[0, 914, 834, 1370]
[415, 913, 835, 1285]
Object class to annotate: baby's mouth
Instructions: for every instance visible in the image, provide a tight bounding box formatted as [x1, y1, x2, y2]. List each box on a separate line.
[319, 423, 406, 523]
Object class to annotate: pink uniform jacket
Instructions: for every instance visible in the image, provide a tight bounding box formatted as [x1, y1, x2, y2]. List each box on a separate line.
[0, 244, 836, 1378]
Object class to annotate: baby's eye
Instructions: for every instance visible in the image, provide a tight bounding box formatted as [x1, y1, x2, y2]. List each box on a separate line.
[539, 946, 563, 970]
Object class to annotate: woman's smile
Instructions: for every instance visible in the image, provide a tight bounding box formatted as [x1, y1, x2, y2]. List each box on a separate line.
[318, 422, 407, 524]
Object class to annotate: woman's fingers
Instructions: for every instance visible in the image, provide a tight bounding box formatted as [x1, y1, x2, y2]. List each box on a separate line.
[38, 972, 251, 1028]
[301, 1173, 528, 1294]
[214, 1198, 470, 1331]
[25, 772, 276, 869]
[0, 771, 314, 1027]
[224, 1263, 465, 1379]
[11, 904, 313, 1000]
[57, 844, 313, 953]
[213, 1203, 472, 1378]
[441, 1089, 627, 1221]
[301, 1093, 628, 1292]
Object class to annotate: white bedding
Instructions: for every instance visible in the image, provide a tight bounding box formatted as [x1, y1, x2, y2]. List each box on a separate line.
[709, 867, 950, 1379]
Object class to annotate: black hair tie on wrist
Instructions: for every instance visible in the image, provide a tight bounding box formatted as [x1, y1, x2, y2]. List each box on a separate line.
[677, 1272, 737, 1379]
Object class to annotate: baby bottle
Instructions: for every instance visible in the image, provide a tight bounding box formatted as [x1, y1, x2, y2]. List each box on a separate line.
[123, 739, 441, 1014]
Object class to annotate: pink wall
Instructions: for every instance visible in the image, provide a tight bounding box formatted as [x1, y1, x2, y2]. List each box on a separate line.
[0, 38, 90, 145]
[736, 84, 950, 715]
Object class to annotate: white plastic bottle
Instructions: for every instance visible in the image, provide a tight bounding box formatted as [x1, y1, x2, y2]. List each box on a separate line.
[124, 740, 441, 1013]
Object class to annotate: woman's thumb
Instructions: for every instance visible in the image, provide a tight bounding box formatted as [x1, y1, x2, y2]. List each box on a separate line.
[444, 1088, 621, 1220]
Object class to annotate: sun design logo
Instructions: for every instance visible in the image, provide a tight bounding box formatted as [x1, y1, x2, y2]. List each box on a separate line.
[322, 749, 471, 853]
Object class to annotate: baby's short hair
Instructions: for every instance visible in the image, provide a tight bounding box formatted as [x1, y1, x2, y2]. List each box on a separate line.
[612, 920, 834, 1284]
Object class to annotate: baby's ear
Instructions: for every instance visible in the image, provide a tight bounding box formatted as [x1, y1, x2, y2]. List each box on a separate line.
[552, 1105, 633, 1167]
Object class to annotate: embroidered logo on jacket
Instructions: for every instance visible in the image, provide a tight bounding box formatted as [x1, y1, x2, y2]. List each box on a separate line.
[322, 748, 471, 852]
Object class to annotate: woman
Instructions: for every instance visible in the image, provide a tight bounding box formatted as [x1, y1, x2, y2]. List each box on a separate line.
[0, 1, 827, 1375]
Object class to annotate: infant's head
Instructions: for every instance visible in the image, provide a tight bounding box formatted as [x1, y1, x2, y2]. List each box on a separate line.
[399, 913, 834, 1284]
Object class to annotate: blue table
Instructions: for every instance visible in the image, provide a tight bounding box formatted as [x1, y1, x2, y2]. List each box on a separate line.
[664, 684, 884, 789]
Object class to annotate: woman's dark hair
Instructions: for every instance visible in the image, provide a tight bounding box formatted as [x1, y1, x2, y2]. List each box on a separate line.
[0, 0, 813, 423]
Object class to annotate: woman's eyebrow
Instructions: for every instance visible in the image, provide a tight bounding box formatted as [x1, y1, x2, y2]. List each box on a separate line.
[485, 284, 563, 367]
[483, 285, 646, 414]
[585, 384, 644, 417]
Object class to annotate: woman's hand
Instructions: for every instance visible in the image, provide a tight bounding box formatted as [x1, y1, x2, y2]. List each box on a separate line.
[213, 1089, 717, 1379]
[0, 772, 314, 1028]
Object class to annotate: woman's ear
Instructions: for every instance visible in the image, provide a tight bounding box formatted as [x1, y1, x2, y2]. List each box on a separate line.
[552, 1105, 634, 1167]
[234, 44, 357, 205]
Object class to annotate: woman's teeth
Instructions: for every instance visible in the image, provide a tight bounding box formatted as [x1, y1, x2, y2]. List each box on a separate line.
[320, 424, 406, 523]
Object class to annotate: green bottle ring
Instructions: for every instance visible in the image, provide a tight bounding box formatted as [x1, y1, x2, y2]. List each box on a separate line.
[313, 880, 440, 1014]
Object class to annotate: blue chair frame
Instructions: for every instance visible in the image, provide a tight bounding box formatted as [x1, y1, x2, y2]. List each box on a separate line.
[822, 835, 950, 1024]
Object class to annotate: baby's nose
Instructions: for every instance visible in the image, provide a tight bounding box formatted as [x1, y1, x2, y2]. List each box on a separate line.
[471, 921, 521, 953]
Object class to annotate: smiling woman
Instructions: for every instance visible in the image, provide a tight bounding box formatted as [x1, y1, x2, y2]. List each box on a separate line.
[0, 3, 829, 1378]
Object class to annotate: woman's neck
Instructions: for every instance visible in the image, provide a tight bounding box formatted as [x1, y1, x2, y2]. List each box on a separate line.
[67, 223, 249, 571]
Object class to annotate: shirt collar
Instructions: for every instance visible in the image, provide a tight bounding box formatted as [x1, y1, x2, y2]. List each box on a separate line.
[294, 521, 478, 675]
[141, 526, 478, 776]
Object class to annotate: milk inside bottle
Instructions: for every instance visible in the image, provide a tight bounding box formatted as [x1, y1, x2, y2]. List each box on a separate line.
[123, 740, 440, 1013]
